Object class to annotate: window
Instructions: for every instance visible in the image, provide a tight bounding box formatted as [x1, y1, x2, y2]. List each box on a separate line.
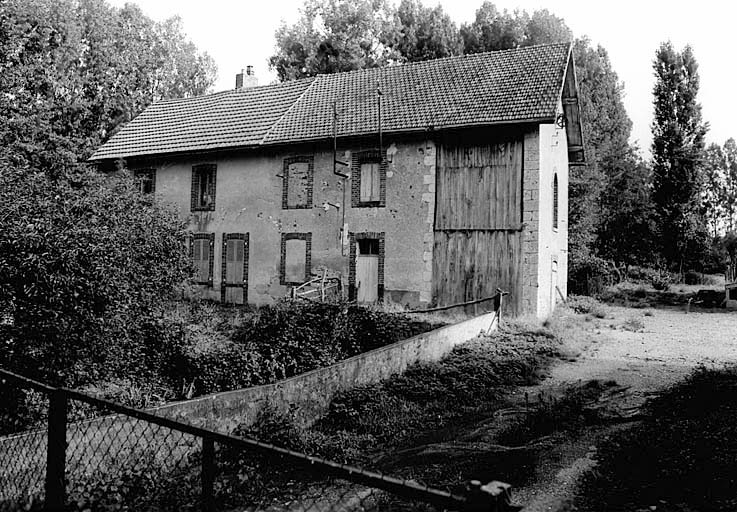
[283, 156, 314, 209]
[351, 150, 385, 207]
[221, 233, 249, 304]
[134, 168, 156, 194]
[190, 233, 215, 286]
[280, 233, 311, 285]
[191, 164, 216, 211]
[553, 173, 559, 230]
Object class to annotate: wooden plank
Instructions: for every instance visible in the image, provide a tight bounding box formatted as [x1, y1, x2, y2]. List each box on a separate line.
[435, 138, 523, 230]
[432, 230, 522, 315]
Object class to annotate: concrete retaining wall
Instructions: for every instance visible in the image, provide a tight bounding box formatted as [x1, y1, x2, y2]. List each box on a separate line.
[152, 309, 499, 432]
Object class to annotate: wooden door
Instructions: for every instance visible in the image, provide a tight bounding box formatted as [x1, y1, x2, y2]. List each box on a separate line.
[356, 238, 379, 303]
[433, 132, 524, 316]
[222, 234, 248, 304]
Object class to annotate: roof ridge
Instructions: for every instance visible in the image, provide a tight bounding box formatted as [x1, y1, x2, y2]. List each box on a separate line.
[260, 77, 318, 144]
[308, 41, 572, 80]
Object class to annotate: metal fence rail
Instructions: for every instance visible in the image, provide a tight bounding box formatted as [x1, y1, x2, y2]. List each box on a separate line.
[0, 369, 515, 512]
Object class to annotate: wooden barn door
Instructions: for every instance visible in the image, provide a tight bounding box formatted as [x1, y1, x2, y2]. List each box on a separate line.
[433, 134, 524, 315]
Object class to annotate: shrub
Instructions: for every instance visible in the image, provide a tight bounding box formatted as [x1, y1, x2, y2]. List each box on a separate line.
[0, 166, 193, 388]
[622, 316, 645, 332]
[569, 256, 616, 295]
[651, 272, 672, 291]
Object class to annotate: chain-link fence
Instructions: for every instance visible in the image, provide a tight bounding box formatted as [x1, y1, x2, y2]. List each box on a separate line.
[0, 370, 515, 512]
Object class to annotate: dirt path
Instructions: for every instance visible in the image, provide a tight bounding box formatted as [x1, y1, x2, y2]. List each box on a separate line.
[514, 305, 737, 511]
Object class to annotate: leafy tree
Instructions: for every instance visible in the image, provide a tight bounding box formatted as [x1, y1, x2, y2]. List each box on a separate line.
[0, 164, 193, 386]
[0, 0, 216, 387]
[391, 0, 463, 62]
[597, 155, 656, 265]
[460, 4, 571, 52]
[0, 0, 216, 170]
[460, 2, 528, 53]
[269, 0, 398, 81]
[651, 42, 709, 270]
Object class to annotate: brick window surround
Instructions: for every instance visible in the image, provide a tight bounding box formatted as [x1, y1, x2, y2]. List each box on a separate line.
[191, 164, 217, 212]
[348, 232, 385, 301]
[221, 233, 249, 303]
[133, 168, 156, 194]
[190, 232, 215, 287]
[280, 232, 312, 285]
[351, 150, 386, 208]
[282, 156, 314, 209]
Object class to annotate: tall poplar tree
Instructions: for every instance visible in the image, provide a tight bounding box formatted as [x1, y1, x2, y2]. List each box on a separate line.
[651, 42, 708, 270]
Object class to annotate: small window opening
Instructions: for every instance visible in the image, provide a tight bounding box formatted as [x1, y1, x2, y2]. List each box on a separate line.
[358, 238, 380, 255]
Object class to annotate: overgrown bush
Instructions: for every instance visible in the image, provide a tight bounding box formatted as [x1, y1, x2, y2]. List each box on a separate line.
[650, 271, 673, 291]
[173, 300, 443, 397]
[568, 255, 617, 295]
[0, 166, 193, 388]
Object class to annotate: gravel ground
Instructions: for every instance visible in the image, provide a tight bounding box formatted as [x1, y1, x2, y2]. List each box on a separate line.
[514, 305, 737, 512]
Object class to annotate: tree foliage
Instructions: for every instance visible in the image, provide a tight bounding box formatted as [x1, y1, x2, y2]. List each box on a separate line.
[269, 0, 399, 81]
[651, 42, 709, 270]
[0, 0, 216, 171]
[392, 0, 463, 62]
[0, 165, 193, 386]
[0, 0, 216, 386]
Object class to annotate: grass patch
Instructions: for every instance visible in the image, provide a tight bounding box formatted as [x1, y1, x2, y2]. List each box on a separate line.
[236, 321, 566, 494]
[573, 366, 737, 511]
[496, 380, 616, 447]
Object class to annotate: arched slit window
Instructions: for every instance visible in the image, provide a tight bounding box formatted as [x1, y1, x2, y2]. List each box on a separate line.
[553, 173, 559, 230]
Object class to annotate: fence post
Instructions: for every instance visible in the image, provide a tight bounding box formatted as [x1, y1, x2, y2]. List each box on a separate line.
[45, 389, 67, 512]
[202, 437, 215, 512]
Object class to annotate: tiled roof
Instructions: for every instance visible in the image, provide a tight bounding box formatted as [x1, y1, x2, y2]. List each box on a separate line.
[90, 43, 571, 160]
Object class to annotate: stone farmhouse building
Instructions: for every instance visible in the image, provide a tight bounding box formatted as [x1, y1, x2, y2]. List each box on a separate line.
[91, 43, 584, 318]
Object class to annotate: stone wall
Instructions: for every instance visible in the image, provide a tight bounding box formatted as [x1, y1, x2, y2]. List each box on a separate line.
[151, 309, 499, 431]
[522, 128, 541, 315]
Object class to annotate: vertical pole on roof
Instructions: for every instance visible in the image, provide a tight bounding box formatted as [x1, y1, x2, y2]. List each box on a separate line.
[377, 83, 383, 159]
[333, 101, 338, 177]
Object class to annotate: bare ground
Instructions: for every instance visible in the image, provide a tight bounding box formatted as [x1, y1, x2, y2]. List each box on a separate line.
[513, 304, 737, 511]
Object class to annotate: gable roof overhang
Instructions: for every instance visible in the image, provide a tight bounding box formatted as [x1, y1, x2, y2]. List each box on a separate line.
[89, 43, 577, 162]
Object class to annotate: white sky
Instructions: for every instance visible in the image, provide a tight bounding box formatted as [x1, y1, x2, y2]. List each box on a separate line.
[109, 0, 737, 157]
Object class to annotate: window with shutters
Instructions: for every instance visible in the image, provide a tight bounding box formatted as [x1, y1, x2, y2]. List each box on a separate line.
[191, 164, 216, 211]
[282, 156, 314, 209]
[134, 168, 156, 194]
[221, 233, 249, 303]
[190, 233, 214, 286]
[351, 150, 385, 207]
[280, 233, 311, 285]
[553, 172, 559, 231]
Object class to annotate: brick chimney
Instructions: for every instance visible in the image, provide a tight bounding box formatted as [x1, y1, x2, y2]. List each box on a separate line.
[235, 66, 258, 90]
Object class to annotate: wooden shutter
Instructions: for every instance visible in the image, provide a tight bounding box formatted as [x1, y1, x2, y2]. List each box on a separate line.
[225, 239, 244, 284]
[284, 239, 307, 283]
[360, 162, 379, 202]
[553, 173, 559, 229]
[191, 167, 201, 211]
[196, 239, 210, 282]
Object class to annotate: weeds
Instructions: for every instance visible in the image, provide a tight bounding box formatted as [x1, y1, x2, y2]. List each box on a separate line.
[621, 316, 645, 332]
[574, 366, 737, 511]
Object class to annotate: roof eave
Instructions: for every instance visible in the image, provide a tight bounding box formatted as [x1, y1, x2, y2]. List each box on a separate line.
[89, 117, 557, 162]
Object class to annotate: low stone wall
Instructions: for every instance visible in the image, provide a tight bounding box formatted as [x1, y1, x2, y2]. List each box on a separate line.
[0, 310, 498, 504]
[151, 309, 499, 432]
